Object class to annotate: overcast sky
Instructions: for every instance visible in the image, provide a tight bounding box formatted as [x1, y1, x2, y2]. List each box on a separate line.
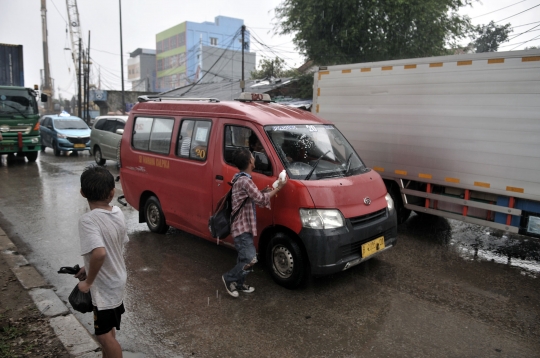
[1, 0, 539, 100]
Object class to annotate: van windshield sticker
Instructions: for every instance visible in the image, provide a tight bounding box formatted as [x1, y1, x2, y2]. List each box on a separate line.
[273, 125, 297, 131]
[195, 127, 208, 141]
[306, 125, 318, 132]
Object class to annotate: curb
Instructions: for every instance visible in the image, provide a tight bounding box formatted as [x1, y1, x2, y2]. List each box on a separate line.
[0, 228, 100, 357]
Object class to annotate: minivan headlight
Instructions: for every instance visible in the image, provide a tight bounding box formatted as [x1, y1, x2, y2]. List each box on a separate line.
[385, 193, 394, 211]
[299, 209, 344, 229]
[57, 133, 67, 139]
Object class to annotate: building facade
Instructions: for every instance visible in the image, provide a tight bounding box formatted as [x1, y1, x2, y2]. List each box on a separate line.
[155, 16, 254, 92]
[127, 48, 157, 92]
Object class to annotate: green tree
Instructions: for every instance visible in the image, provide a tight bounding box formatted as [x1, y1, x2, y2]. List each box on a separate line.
[250, 57, 298, 79]
[472, 21, 512, 53]
[275, 0, 475, 65]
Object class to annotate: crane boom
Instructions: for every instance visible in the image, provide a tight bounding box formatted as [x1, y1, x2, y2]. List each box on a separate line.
[65, 0, 82, 78]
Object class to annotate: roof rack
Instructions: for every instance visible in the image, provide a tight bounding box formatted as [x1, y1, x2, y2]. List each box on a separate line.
[137, 95, 220, 103]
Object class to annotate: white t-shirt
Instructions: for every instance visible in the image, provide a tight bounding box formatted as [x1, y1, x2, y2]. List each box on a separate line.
[79, 206, 129, 310]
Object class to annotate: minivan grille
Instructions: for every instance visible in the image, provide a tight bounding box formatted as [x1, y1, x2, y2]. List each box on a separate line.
[349, 208, 386, 227]
[67, 136, 89, 144]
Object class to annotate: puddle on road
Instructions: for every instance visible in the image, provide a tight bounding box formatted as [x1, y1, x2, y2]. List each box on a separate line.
[403, 213, 540, 277]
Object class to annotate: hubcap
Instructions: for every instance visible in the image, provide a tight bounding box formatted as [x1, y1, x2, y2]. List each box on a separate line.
[272, 245, 294, 278]
[147, 204, 160, 228]
[95, 149, 101, 162]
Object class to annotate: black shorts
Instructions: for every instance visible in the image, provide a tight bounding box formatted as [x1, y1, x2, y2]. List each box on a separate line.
[93, 303, 125, 336]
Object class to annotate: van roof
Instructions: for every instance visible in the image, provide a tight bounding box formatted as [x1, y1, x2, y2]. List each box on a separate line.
[131, 100, 327, 126]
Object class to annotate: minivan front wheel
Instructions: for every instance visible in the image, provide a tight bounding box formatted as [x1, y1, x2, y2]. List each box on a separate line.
[267, 234, 306, 289]
[53, 142, 61, 156]
[94, 146, 106, 165]
[144, 196, 169, 234]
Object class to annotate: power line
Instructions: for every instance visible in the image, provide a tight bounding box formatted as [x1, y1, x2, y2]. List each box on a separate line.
[510, 33, 540, 49]
[495, 3, 540, 23]
[508, 23, 540, 40]
[472, 0, 529, 19]
[513, 20, 540, 28]
[174, 28, 241, 96]
[49, 0, 68, 25]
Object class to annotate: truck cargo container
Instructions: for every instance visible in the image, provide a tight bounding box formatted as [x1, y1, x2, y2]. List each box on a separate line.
[313, 49, 540, 238]
[0, 44, 24, 87]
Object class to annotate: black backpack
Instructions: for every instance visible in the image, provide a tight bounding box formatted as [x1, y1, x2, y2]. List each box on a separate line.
[208, 175, 248, 239]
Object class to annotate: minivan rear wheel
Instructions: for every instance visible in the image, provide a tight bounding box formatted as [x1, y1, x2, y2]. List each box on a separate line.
[144, 196, 169, 234]
[94, 146, 106, 165]
[267, 234, 307, 289]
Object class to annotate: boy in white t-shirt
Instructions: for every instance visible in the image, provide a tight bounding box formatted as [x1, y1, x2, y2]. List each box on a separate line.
[75, 166, 129, 358]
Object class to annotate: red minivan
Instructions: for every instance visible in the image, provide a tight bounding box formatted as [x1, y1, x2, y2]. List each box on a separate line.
[119, 93, 397, 288]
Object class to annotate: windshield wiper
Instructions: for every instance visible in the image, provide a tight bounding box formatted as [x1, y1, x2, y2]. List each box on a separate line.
[305, 150, 331, 180]
[0, 104, 27, 118]
[344, 153, 354, 176]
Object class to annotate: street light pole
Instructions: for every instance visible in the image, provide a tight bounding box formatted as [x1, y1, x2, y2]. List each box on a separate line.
[119, 0, 125, 114]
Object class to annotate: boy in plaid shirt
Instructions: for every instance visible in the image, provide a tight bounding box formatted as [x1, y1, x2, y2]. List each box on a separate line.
[222, 148, 286, 297]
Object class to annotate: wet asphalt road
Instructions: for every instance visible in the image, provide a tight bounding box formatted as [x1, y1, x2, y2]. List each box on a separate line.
[1, 151, 539, 358]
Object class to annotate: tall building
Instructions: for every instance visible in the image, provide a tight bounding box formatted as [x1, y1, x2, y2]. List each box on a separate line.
[156, 16, 255, 92]
[128, 48, 157, 92]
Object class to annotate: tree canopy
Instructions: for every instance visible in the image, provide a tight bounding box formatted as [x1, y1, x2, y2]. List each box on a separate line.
[250, 57, 299, 79]
[471, 21, 512, 53]
[275, 0, 476, 65]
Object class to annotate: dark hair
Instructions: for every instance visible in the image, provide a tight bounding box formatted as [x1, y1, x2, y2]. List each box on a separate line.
[232, 148, 252, 171]
[248, 133, 258, 147]
[80, 166, 115, 201]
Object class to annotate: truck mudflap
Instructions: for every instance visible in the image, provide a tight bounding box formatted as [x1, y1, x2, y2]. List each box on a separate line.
[298, 208, 398, 276]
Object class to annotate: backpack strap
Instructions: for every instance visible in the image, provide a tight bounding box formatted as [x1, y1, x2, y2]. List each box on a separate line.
[230, 173, 250, 222]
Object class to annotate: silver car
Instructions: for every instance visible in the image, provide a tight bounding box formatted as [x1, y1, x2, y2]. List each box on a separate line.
[89, 115, 128, 165]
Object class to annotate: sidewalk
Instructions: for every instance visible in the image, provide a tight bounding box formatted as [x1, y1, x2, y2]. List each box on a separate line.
[0, 227, 102, 357]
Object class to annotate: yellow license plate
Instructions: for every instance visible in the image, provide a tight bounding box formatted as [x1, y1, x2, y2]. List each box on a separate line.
[361, 236, 385, 258]
[74, 143, 86, 148]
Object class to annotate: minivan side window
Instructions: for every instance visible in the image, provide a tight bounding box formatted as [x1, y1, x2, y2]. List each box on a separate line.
[102, 120, 117, 133]
[94, 118, 107, 130]
[132, 117, 174, 154]
[176, 119, 212, 161]
[224, 125, 272, 175]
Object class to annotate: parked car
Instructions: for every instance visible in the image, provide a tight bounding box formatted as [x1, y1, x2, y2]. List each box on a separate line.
[89, 115, 127, 165]
[39, 112, 91, 156]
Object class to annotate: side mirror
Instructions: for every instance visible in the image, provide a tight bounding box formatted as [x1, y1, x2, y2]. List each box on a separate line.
[253, 151, 270, 172]
[41, 93, 48, 102]
[116, 129, 124, 135]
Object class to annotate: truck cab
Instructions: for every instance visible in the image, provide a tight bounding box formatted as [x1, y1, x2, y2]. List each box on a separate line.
[0, 86, 45, 162]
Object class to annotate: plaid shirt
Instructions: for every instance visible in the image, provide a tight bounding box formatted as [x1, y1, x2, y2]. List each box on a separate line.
[231, 173, 270, 237]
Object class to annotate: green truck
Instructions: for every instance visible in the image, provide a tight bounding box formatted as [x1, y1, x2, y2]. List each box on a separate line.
[0, 85, 47, 162]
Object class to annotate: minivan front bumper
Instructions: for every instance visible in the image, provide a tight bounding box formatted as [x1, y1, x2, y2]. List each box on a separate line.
[298, 208, 398, 276]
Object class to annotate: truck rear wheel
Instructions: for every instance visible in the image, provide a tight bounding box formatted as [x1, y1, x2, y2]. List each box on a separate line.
[144, 196, 169, 234]
[267, 234, 307, 289]
[24, 152, 38, 162]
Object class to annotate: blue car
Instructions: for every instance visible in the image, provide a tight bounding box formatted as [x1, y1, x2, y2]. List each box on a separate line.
[39, 112, 91, 156]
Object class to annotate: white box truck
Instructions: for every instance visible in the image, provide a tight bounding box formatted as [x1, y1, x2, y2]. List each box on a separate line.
[313, 49, 540, 238]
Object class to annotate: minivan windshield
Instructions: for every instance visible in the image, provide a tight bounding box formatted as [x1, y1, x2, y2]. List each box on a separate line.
[53, 118, 89, 130]
[264, 124, 368, 180]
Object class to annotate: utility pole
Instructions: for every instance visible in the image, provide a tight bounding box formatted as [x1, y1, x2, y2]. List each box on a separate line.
[82, 49, 87, 120]
[240, 25, 245, 92]
[86, 31, 91, 122]
[40, 0, 53, 112]
[119, 0, 125, 114]
[78, 38, 82, 118]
